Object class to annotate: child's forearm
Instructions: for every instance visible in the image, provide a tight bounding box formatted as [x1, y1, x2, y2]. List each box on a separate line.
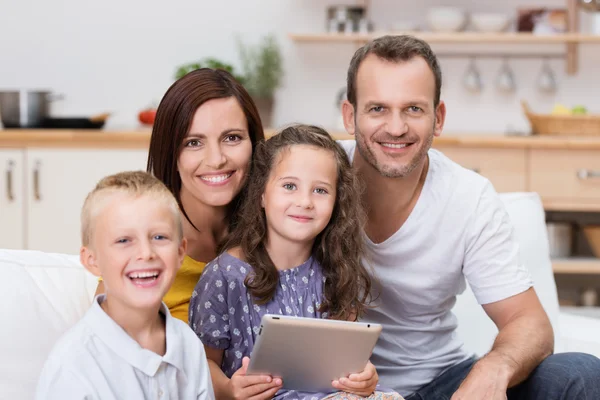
[207, 359, 233, 400]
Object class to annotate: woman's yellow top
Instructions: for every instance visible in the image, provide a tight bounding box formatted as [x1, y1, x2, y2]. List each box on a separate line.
[164, 255, 206, 323]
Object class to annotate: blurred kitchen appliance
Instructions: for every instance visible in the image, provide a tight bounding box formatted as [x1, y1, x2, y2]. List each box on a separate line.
[326, 5, 367, 33]
[0, 90, 62, 128]
[546, 222, 573, 258]
[580, 0, 600, 12]
[580, 0, 600, 34]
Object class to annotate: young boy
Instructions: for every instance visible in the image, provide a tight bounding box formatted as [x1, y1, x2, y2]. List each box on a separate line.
[35, 171, 215, 400]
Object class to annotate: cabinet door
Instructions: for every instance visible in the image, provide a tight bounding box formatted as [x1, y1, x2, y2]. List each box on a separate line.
[0, 149, 25, 249]
[25, 149, 148, 254]
[530, 149, 600, 211]
[434, 146, 527, 193]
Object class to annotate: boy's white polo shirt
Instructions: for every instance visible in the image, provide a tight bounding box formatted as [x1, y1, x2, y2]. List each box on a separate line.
[36, 294, 215, 400]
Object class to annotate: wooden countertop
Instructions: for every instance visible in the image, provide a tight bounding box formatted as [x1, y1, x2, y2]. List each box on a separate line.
[0, 129, 153, 149]
[2, 128, 600, 149]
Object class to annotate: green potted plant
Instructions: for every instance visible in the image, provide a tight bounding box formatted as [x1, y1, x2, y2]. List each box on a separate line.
[237, 33, 283, 128]
[174, 57, 246, 83]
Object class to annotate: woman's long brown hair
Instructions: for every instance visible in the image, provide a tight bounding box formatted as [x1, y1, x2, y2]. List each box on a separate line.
[146, 68, 265, 230]
[222, 124, 372, 321]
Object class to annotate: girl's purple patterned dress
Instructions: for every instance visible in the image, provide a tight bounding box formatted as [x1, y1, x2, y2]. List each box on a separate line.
[189, 252, 335, 399]
[189, 252, 403, 400]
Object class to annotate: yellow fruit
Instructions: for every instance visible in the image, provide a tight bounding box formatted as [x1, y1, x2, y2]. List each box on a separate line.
[552, 104, 571, 115]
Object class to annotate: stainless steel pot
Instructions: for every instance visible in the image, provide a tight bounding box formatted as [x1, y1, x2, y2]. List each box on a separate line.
[0, 90, 63, 128]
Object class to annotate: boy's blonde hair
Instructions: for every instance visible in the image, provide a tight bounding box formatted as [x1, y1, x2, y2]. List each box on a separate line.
[81, 170, 183, 247]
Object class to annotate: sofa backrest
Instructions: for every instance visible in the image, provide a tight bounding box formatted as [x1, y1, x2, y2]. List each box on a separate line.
[0, 250, 97, 399]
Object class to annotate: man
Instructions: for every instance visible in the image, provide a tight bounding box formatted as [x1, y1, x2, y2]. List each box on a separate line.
[337, 34, 600, 400]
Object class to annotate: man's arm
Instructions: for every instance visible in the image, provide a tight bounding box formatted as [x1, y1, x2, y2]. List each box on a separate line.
[452, 288, 553, 399]
[480, 287, 554, 387]
[453, 182, 554, 399]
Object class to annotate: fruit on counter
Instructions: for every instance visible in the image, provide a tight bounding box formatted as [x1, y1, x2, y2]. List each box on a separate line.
[551, 103, 589, 116]
[138, 108, 157, 125]
[551, 103, 571, 115]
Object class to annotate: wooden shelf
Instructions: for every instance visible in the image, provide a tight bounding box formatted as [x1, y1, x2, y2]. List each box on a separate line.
[553, 258, 600, 274]
[289, 32, 600, 44]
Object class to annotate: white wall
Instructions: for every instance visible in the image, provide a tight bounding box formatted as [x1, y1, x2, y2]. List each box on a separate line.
[1, 0, 599, 134]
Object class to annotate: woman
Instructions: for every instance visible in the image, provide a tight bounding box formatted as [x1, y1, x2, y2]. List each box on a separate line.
[96, 68, 265, 322]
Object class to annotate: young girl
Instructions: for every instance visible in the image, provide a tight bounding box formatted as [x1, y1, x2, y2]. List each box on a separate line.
[189, 124, 404, 400]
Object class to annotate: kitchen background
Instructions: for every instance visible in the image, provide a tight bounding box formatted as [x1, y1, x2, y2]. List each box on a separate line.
[2, 0, 600, 132]
[2, 0, 600, 313]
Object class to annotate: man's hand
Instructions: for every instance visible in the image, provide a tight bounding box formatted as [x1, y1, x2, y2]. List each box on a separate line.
[227, 357, 283, 400]
[450, 355, 511, 400]
[332, 360, 378, 397]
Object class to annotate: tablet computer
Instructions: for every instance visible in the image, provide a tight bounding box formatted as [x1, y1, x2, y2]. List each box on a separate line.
[247, 314, 382, 392]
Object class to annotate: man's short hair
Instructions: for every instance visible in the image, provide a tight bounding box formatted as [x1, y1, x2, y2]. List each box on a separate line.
[346, 34, 442, 108]
[80, 170, 182, 246]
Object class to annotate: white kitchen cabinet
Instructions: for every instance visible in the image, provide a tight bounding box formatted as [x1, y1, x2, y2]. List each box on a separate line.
[25, 149, 148, 254]
[0, 150, 25, 249]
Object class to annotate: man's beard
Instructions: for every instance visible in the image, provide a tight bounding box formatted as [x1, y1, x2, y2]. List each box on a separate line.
[354, 120, 435, 178]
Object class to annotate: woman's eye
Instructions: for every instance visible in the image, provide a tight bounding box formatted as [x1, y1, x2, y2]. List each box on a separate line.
[283, 183, 296, 190]
[224, 135, 241, 142]
[185, 139, 201, 147]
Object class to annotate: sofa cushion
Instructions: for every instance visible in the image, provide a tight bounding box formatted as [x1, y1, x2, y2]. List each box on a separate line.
[453, 192, 562, 356]
[0, 249, 96, 399]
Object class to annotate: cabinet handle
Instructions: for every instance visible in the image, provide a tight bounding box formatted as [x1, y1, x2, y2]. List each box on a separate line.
[6, 160, 15, 202]
[577, 169, 600, 180]
[33, 160, 42, 201]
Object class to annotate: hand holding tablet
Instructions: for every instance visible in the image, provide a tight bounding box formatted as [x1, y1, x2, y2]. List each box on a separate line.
[247, 314, 382, 393]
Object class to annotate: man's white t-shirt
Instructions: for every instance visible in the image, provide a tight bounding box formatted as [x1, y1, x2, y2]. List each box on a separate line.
[35, 295, 215, 400]
[338, 140, 534, 397]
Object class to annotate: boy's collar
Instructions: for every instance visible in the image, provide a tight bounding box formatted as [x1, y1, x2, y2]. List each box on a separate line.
[83, 294, 186, 377]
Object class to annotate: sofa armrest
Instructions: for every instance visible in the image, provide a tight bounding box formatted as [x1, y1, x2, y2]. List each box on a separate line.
[558, 312, 600, 359]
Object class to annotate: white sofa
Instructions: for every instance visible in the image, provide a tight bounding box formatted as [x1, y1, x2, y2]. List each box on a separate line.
[1, 192, 600, 400]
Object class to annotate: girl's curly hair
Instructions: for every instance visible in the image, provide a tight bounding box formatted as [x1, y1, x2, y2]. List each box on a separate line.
[222, 124, 372, 321]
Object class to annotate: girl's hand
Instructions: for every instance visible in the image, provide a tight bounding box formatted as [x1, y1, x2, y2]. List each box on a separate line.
[332, 360, 378, 397]
[227, 357, 283, 400]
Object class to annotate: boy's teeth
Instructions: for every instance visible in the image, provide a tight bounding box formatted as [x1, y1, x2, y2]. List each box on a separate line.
[128, 271, 159, 279]
[201, 173, 232, 183]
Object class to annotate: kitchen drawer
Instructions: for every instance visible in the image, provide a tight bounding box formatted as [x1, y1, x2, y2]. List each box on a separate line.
[434, 146, 527, 193]
[530, 149, 600, 206]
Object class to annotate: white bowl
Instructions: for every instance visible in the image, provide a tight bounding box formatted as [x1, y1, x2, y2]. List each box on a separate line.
[471, 13, 511, 33]
[426, 7, 467, 32]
